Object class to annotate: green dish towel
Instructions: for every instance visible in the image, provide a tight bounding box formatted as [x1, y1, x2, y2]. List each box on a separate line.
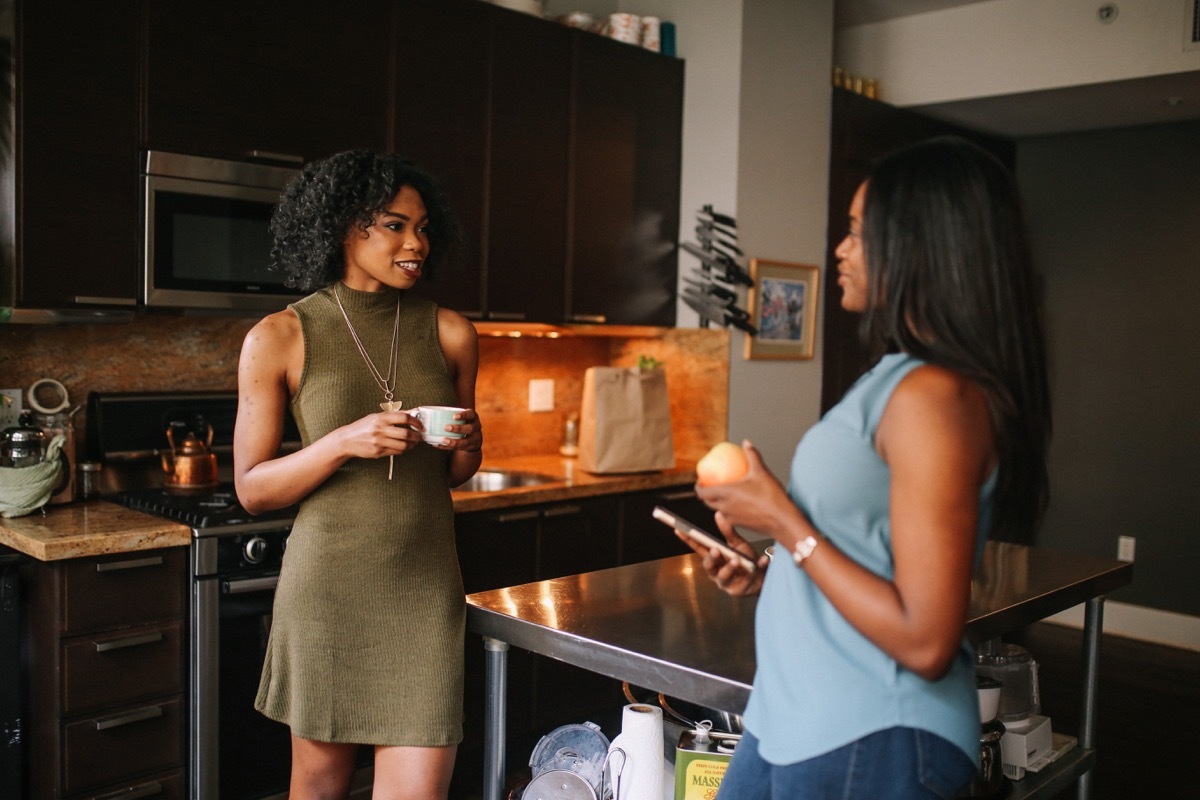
[0, 434, 66, 518]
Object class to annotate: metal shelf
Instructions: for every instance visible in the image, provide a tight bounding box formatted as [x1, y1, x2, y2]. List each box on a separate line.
[1009, 747, 1096, 800]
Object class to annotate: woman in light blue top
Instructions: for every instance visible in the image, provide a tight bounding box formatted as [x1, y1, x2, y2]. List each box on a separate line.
[677, 137, 1051, 799]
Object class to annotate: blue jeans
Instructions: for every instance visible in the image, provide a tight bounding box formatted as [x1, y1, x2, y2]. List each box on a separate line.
[716, 728, 977, 800]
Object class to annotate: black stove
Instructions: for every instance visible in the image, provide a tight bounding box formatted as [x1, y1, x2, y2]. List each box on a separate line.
[113, 485, 296, 530]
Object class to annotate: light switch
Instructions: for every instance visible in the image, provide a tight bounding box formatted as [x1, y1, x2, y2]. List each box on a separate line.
[529, 379, 555, 412]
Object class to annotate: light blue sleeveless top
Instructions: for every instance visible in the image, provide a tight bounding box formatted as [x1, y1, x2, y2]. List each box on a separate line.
[743, 352, 994, 765]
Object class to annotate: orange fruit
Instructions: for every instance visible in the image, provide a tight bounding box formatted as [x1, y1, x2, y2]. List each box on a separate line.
[696, 441, 749, 486]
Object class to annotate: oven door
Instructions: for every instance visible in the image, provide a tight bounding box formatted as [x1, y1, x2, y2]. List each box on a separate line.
[192, 570, 291, 800]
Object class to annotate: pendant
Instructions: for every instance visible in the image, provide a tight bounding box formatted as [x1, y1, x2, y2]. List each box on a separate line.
[379, 399, 403, 479]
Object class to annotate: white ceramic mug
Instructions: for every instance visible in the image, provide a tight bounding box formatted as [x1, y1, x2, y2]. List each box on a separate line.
[411, 406, 467, 444]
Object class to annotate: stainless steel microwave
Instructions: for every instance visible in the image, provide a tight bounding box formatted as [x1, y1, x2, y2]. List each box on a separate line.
[142, 151, 304, 311]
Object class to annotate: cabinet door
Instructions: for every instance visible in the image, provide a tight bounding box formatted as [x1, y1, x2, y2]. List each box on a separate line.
[15, 0, 140, 309]
[455, 507, 537, 780]
[394, 0, 488, 318]
[620, 486, 707, 565]
[143, 1, 390, 162]
[571, 36, 683, 326]
[483, 6, 571, 323]
[536, 496, 621, 580]
[532, 496, 624, 733]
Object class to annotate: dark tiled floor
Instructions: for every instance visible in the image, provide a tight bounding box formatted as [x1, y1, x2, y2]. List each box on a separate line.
[1008, 622, 1197, 799]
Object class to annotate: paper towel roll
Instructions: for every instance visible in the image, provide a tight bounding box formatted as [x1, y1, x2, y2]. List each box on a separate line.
[607, 704, 664, 800]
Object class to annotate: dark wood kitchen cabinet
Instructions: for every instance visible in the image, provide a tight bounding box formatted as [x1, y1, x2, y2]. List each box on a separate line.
[619, 484, 708, 565]
[142, 1, 390, 163]
[401, 1, 681, 327]
[570, 34, 683, 326]
[24, 548, 188, 800]
[9, 0, 141, 311]
[397, 0, 570, 323]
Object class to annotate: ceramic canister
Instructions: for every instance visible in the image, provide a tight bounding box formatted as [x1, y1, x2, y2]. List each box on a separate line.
[608, 13, 642, 44]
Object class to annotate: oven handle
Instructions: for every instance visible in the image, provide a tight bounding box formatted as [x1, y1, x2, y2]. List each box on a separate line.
[222, 574, 280, 594]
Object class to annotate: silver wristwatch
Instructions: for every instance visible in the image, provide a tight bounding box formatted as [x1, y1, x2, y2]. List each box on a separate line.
[792, 534, 820, 567]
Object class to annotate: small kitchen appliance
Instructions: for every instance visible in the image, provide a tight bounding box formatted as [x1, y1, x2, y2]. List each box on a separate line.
[976, 642, 1050, 780]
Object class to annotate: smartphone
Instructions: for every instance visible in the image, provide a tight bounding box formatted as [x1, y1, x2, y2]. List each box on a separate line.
[652, 506, 758, 573]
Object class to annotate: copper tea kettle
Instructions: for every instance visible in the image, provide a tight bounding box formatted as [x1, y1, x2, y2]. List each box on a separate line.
[161, 421, 218, 489]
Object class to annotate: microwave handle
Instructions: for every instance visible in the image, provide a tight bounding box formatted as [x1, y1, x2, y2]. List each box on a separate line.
[74, 296, 137, 306]
[247, 150, 304, 165]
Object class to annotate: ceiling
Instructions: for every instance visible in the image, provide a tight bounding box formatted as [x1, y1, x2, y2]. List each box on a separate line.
[834, 0, 1200, 138]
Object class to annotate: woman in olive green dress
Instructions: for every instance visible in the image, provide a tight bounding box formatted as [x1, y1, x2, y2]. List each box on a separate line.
[234, 150, 483, 800]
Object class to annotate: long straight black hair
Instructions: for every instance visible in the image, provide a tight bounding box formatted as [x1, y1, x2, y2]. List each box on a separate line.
[860, 136, 1051, 542]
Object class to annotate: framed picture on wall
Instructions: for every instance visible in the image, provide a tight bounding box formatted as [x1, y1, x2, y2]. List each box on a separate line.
[744, 259, 820, 361]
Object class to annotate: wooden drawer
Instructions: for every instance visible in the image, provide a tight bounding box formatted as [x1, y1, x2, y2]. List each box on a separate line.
[62, 696, 183, 794]
[62, 621, 184, 715]
[78, 769, 184, 800]
[61, 549, 186, 634]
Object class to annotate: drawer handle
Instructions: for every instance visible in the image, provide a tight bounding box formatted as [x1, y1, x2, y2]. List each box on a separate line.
[543, 504, 583, 518]
[95, 556, 164, 573]
[94, 780, 164, 800]
[95, 632, 164, 653]
[497, 510, 539, 523]
[94, 705, 164, 731]
[657, 490, 697, 502]
[487, 311, 527, 321]
[570, 314, 607, 324]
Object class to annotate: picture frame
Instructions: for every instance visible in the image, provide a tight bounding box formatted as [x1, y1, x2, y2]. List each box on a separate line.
[744, 259, 820, 360]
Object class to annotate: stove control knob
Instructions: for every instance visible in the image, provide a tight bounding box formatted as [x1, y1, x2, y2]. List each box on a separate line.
[243, 536, 269, 565]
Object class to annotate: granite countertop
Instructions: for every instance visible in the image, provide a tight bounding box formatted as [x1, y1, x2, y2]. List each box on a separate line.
[450, 454, 698, 512]
[0, 455, 698, 561]
[0, 501, 192, 561]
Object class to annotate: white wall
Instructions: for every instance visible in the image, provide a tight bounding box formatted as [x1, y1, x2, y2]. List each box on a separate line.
[836, 0, 1200, 106]
[728, 0, 832, 479]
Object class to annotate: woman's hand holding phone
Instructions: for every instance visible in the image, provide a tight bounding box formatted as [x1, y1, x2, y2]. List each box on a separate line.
[653, 506, 766, 596]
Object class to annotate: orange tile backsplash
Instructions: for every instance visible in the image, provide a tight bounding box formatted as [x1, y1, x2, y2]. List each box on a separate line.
[2, 317, 729, 464]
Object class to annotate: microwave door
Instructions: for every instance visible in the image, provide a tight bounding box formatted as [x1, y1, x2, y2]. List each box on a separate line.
[143, 174, 301, 311]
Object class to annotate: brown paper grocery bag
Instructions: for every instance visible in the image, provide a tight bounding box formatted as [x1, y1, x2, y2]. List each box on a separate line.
[579, 367, 676, 474]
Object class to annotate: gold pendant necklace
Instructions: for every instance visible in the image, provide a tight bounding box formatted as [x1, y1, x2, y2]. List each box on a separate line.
[334, 283, 403, 478]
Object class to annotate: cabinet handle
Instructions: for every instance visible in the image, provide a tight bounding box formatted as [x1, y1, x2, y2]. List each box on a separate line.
[247, 149, 304, 164]
[658, 490, 697, 502]
[570, 313, 607, 324]
[95, 555, 164, 573]
[487, 311, 527, 321]
[93, 780, 164, 800]
[94, 704, 164, 731]
[543, 504, 583, 518]
[497, 510, 540, 523]
[95, 632, 163, 653]
[73, 296, 137, 306]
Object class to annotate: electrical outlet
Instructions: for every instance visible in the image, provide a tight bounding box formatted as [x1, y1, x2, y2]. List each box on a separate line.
[1118, 535, 1136, 562]
[0, 389, 22, 429]
[528, 379, 555, 412]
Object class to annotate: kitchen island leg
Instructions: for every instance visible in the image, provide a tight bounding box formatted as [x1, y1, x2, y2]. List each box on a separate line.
[1077, 597, 1104, 800]
[483, 637, 509, 800]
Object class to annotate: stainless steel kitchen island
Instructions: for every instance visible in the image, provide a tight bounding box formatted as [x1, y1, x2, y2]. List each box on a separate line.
[466, 541, 1132, 800]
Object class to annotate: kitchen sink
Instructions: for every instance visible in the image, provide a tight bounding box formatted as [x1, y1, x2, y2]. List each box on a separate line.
[452, 469, 559, 493]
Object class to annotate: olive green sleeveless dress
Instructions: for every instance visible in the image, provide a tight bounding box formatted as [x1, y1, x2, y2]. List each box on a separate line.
[255, 283, 465, 746]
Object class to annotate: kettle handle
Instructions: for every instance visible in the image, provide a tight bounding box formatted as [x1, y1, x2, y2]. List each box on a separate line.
[165, 425, 177, 452]
[51, 450, 72, 496]
[203, 421, 213, 450]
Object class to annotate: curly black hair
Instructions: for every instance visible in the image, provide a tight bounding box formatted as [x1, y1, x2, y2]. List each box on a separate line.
[268, 150, 462, 292]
